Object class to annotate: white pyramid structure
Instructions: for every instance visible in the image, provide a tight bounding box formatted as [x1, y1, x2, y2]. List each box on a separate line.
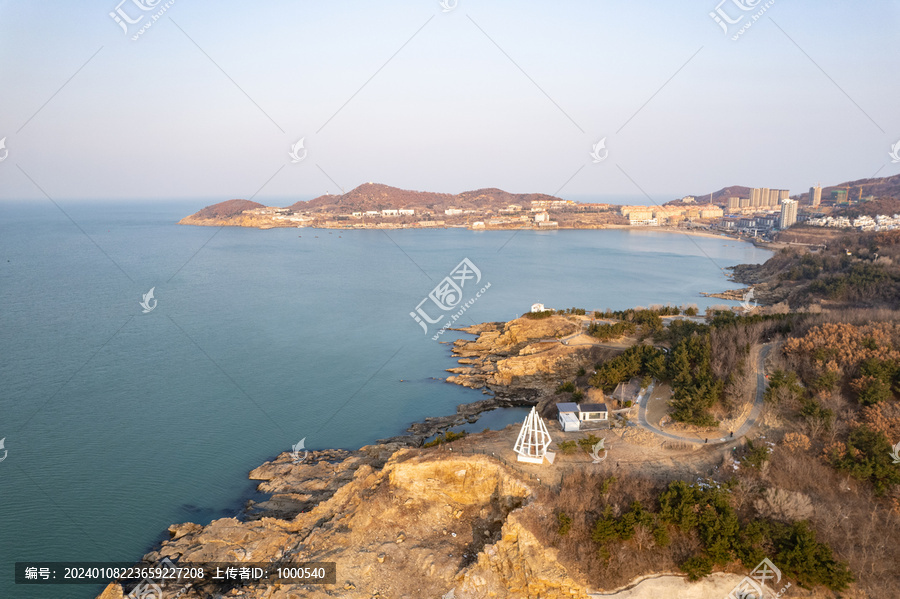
[514, 407, 552, 464]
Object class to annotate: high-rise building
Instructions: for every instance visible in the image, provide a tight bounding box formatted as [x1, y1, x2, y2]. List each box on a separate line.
[777, 189, 790, 202]
[832, 189, 848, 203]
[809, 184, 822, 207]
[760, 188, 770, 207]
[779, 199, 798, 229]
[750, 188, 761, 207]
[739, 197, 749, 208]
[726, 197, 740, 211]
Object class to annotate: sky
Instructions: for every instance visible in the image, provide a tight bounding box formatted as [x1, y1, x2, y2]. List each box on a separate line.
[1, 0, 899, 204]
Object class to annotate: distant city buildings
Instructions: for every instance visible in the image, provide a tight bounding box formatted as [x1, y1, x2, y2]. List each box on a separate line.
[620, 204, 721, 226]
[779, 199, 798, 229]
[749, 188, 789, 207]
[808, 184, 822, 207]
[530, 199, 575, 210]
[806, 214, 900, 231]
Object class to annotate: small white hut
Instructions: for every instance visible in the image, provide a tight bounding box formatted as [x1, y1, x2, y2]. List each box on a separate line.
[514, 407, 554, 464]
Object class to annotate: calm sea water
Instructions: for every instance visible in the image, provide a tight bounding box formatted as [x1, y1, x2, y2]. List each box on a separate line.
[0, 200, 770, 598]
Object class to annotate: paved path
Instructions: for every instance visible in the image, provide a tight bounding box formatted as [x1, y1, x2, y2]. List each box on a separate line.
[636, 344, 772, 445]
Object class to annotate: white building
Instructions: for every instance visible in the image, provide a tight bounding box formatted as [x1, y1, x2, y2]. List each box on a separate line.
[556, 402, 580, 432]
[531, 303, 546, 312]
[445, 208, 463, 216]
[535, 211, 550, 223]
[382, 209, 399, 217]
[399, 209, 415, 216]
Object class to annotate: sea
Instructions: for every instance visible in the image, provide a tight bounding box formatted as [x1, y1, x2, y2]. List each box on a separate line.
[0, 200, 771, 598]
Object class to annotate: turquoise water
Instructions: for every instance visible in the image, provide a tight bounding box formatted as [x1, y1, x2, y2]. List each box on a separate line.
[0, 201, 770, 598]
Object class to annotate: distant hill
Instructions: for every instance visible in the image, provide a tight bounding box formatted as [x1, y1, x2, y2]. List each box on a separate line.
[692, 173, 900, 206]
[808, 173, 900, 205]
[288, 183, 563, 214]
[685, 185, 752, 205]
[835, 197, 900, 218]
[194, 199, 265, 219]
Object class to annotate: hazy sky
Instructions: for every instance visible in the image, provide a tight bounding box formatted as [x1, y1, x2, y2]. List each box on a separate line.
[1, 0, 898, 204]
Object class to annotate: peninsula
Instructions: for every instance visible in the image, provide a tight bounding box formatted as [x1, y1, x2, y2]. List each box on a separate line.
[97, 228, 900, 598]
[179, 173, 900, 241]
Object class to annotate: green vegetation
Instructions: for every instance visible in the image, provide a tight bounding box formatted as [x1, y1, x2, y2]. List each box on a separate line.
[556, 381, 576, 394]
[557, 440, 578, 455]
[577, 434, 603, 454]
[590, 345, 665, 391]
[588, 320, 636, 341]
[828, 426, 900, 495]
[746, 229, 900, 306]
[667, 334, 722, 427]
[655, 481, 852, 590]
[741, 440, 771, 470]
[524, 310, 553, 319]
[852, 358, 900, 405]
[557, 511, 573, 536]
[765, 369, 804, 403]
[423, 430, 466, 447]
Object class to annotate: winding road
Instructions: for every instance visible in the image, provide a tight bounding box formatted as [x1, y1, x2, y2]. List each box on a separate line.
[636, 343, 772, 445]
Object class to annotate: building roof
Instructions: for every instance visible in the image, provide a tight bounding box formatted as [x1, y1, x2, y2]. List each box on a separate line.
[556, 402, 579, 413]
[559, 412, 579, 425]
[579, 403, 608, 413]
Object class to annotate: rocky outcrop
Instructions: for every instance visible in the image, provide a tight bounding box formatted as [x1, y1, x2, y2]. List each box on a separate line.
[447, 317, 606, 410]
[97, 446, 597, 599]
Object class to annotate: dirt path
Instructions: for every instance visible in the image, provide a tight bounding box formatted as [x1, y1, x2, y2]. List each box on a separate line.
[637, 343, 772, 445]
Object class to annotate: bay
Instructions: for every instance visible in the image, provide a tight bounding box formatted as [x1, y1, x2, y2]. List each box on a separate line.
[0, 200, 770, 598]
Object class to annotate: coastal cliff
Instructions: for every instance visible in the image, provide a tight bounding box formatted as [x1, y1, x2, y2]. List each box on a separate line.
[97, 441, 762, 599]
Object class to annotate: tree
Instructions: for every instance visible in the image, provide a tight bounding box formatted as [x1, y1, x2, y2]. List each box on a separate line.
[773, 521, 854, 591]
[828, 426, 900, 495]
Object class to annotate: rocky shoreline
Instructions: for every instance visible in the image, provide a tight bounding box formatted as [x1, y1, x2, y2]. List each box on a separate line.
[95, 313, 777, 599]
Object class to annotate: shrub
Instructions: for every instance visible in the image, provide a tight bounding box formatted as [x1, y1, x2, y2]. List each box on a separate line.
[557, 440, 578, 455]
[578, 434, 602, 453]
[742, 440, 772, 470]
[828, 426, 900, 495]
[556, 381, 576, 394]
[423, 430, 467, 447]
[557, 512, 573, 536]
[524, 310, 553, 320]
[772, 521, 854, 591]
[680, 555, 713, 581]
